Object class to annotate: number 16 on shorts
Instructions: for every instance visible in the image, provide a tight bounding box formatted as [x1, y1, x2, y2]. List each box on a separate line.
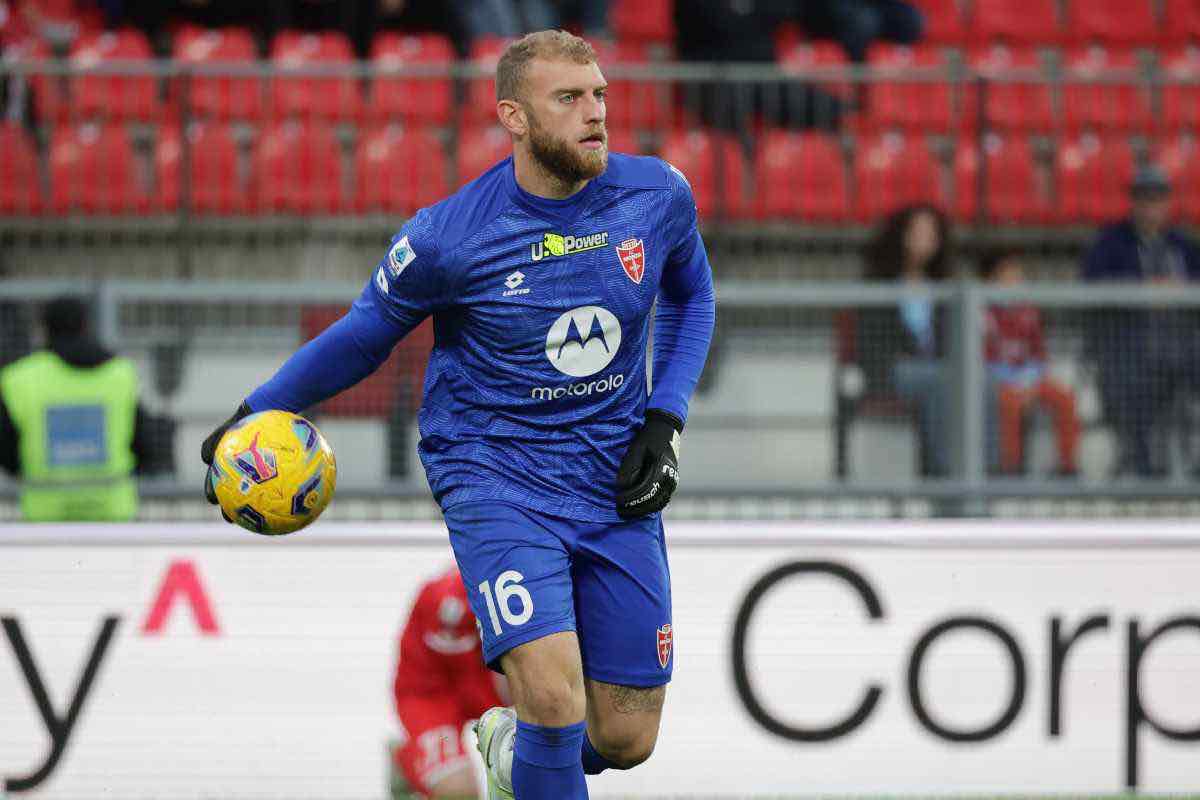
[479, 570, 534, 634]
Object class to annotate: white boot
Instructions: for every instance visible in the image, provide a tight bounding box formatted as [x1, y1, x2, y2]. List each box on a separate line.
[473, 706, 517, 800]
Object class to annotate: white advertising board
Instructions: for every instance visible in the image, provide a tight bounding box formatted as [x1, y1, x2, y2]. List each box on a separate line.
[1, 521, 1199, 798]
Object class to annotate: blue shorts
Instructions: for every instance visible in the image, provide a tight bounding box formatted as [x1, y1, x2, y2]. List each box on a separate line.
[444, 501, 673, 688]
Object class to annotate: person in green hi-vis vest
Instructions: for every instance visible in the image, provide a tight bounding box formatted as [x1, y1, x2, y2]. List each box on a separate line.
[0, 297, 158, 522]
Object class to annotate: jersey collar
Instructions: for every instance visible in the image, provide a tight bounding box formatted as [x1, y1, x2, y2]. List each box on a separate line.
[504, 157, 603, 223]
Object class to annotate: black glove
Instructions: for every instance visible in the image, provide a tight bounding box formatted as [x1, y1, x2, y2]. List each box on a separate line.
[201, 401, 253, 520]
[615, 410, 683, 519]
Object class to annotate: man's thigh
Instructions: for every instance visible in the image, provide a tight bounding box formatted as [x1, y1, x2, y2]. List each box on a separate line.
[444, 501, 578, 671]
[572, 513, 674, 687]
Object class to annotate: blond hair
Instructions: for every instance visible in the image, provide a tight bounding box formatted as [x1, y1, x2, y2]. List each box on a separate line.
[495, 30, 597, 103]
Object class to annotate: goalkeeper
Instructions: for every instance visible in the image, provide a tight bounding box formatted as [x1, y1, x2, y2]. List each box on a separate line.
[202, 29, 715, 800]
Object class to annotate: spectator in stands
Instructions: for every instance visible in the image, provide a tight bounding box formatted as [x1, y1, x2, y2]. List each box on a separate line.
[674, 0, 845, 132]
[0, 296, 169, 521]
[451, 0, 554, 41]
[981, 250, 1079, 477]
[1083, 166, 1200, 478]
[798, 0, 925, 63]
[554, 1, 610, 40]
[364, 0, 457, 57]
[858, 204, 953, 477]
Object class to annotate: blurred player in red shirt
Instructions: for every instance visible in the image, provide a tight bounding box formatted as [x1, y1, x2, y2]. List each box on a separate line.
[391, 566, 508, 799]
[982, 250, 1080, 476]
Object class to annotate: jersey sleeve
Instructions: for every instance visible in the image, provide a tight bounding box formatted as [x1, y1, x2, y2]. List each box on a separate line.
[245, 211, 448, 413]
[370, 208, 452, 330]
[648, 163, 717, 424]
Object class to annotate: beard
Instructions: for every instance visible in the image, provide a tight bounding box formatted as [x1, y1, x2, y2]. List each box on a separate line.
[527, 112, 607, 185]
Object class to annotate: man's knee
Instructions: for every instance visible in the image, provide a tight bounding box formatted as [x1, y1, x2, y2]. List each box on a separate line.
[515, 674, 584, 722]
[590, 724, 658, 769]
[586, 681, 665, 769]
[501, 632, 586, 725]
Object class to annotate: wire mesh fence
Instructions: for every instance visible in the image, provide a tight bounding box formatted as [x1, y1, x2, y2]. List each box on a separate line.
[5, 280, 1200, 520]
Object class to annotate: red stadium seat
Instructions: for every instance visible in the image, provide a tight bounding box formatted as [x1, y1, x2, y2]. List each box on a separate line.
[1156, 136, 1200, 223]
[865, 44, 954, 130]
[660, 129, 748, 220]
[299, 310, 433, 418]
[49, 122, 148, 214]
[778, 40, 852, 105]
[853, 132, 946, 220]
[612, 0, 674, 45]
[753, 130, 848, 221]
[910, 0, 967, 43]
[70, 29, 161, 120]
[1054, 134, 1135, 222]
[0, 123, 43, 215]
[1163, 45, 1200, 130]
[354, 125, 448, 214]
[173, 26, 261, 120]
[269, 31, 361, 121]
[964, 44, 1053, 131]
[368, 32, 455, 125]
[34, 0, 104, 38]
[255, 121, 347, 214]
[1065, 0, 1157, 46]
[972, 0, 1061, 45]
[593, 42, 668, 133]
[456, 125, 511, 187]
[463, 37, 511, 125]
[605, 128, 640, 155]
[954, 134, 1050, 222]
[1062, 45, 1152, 131]
[1165, 0, 1200, 44]
[7, 38, 69, 123]
[155, 122, 247, 214]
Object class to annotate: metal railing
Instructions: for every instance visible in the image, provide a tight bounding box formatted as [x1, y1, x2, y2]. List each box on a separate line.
[4, 279, 1200, 519]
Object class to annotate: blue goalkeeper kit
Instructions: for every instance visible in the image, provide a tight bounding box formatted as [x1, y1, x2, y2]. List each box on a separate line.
[246, 153, 715, 683]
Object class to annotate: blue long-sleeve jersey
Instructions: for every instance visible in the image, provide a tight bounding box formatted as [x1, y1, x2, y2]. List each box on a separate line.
[247, 153, 716, 522]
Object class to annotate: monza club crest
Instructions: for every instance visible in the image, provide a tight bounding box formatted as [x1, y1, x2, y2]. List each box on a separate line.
[656, 623, 673, 669]
[615, 238, 646, 284]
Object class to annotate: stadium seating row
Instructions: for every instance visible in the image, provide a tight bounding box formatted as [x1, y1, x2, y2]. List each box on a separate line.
[19, 0, 1200, 51]
[789, 40, 1200, 132]
[18, 30, 673, 129]
[17, 28, 1200, 134]
[7, 120, 1197, 224]
[909, 0, 1200, 45]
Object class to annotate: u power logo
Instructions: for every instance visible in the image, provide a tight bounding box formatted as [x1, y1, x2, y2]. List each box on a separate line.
[544, 306, 621, 378]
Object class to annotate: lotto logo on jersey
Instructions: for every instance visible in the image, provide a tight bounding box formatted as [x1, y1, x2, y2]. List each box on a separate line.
[530, 231, 609, 262]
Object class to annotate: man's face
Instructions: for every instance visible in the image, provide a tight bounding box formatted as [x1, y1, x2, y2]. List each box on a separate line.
[993, 257, 1024, 286]
[521, 57, 608, 184]
[1133, 194, 1171, 233]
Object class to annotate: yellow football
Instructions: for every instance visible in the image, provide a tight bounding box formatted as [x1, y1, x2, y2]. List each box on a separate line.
[208, 410, 337, 535]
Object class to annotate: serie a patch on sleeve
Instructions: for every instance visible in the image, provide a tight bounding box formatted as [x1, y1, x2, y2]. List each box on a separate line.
[388, 235, 418, 277]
